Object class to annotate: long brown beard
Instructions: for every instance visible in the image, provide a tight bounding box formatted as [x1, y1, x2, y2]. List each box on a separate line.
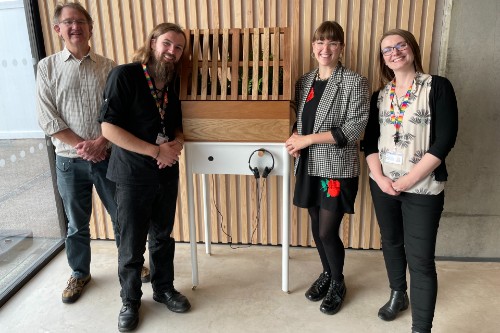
[149, 57, 175, 85]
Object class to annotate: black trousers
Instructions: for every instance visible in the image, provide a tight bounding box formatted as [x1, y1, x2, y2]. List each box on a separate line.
[370, 179, 444, 333]
[115, 178, 178, 304]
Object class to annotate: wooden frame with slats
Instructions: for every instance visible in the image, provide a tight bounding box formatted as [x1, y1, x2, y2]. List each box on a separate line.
[179, 27, 293, 143]
[37, 0, 443, 250]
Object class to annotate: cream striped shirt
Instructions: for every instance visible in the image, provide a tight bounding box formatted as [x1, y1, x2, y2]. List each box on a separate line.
[36, 47, 116, 157]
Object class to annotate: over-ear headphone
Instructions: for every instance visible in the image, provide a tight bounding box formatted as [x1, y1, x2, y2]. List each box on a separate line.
[248, 148, 275, 179]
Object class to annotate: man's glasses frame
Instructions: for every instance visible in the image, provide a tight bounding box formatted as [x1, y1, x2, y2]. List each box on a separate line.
[58, 19, 89, 27]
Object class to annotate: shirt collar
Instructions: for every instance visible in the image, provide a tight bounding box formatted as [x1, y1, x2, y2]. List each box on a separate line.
[62, 46, 96, 62]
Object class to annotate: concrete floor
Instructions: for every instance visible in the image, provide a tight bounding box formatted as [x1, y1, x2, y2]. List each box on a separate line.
[1, 241, 499, 333]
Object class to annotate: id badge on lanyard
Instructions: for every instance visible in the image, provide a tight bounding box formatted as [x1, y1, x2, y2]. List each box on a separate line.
[156, 133, 168, 145]
[143, 63, 168, 144]
[384, 150, 403, 165]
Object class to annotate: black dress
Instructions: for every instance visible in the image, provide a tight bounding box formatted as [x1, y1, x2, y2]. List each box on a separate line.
[293, 79, 358, 214]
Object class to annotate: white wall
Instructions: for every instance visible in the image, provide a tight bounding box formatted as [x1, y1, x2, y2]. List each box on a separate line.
[0, 0, 43, 139]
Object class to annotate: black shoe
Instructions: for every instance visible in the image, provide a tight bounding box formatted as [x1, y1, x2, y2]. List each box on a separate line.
[153, 288, 191, 313]
[378, 289, 409, 321]
[305, 272, 331, 302]
[319, 279, 346, 315]
[118, 302, 140, 332]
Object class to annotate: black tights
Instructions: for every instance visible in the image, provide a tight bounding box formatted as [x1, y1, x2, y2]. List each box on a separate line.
[308, 207, 345, 281]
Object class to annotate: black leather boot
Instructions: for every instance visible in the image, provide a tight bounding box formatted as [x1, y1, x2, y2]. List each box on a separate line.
[305, 272, 331, 301]
[319, 279, 346, 315]
[378, 289, 409, 321]
[118, 301, 140, 332]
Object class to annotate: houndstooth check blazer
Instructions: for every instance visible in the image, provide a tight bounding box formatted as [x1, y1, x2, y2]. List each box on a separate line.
[294, 63, 370, 179]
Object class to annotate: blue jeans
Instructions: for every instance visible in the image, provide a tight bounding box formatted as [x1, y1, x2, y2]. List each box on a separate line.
[115, 179, 178, 304]
[55, 155, 117, 279]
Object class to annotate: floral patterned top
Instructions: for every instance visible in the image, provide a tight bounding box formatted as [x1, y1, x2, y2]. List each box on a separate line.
[375, 72, 444, 195]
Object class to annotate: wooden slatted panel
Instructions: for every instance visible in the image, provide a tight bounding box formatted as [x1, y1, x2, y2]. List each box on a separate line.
[200, 29, 210, 100]
[193, 174, 204, 242]
[154, 1, 165, 26]
[251, 29, 259, 99]
[270, 177, 279, 245]
[219, 175, 229, 243]
[231, 30, 240, 99]
[166, 0, 175, 23]
[272, 27, 280, 100]
[260, 178, 268, 244]
[242, 28, 250, 100]
[229, 175, 238, 243]
[118, 0, 138, 63]
[178, 153, 190, 241]
[240, 176, 249, 243]
[181, 28, 289, 101]
[420, 0, 437, 72]
[37, 0, 443, 250]
[221, 29, 229, 99]
[281, 27, 292, 100]
[261, 28, 270, 99]
[190, 29, 200, 100]
[209, 175, 219, 242]
[249, 177, 258, 243]
[370, 0, 386, 91]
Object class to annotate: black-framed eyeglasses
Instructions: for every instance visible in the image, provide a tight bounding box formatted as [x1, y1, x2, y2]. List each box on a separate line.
[59, 19, 88, 26]
[381, 42, 408, 56]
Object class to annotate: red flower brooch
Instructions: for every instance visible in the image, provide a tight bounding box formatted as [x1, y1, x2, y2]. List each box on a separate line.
[305, 87, 315, 103]
[321, 179, 340, 197]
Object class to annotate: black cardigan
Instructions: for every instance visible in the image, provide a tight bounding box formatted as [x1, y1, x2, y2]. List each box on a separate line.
[363, 75, 458, 181]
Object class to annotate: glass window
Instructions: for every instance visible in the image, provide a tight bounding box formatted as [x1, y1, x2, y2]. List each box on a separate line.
[0, 0, 64, 306]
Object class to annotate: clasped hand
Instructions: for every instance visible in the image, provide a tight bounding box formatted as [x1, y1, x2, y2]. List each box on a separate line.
[156, 140, 183, 169]
[286, 133, 310, 158]
[75, 139, 108, 163]
[377, 174, 416, 196]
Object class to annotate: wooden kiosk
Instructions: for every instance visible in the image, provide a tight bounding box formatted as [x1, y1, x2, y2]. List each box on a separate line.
[180, 27, 293, 292]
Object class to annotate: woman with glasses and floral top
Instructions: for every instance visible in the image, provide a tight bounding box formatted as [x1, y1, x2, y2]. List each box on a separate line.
[363, 29, 458, 333]
[285, 21, 369, 315]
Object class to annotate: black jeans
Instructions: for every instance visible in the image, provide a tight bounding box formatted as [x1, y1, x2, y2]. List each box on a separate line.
[115, 179, 178, 304]
[370, 179, 444, 333]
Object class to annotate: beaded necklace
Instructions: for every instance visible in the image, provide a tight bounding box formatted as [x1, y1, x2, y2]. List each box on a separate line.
[389, 79, 412, 144]
[142, 63, 168, 135]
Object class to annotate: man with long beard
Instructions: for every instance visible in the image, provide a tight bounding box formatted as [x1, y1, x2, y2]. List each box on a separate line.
[100, 23, 190, 332]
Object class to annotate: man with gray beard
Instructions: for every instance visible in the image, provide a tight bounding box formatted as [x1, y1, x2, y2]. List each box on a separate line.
[99, 23, 190, 332]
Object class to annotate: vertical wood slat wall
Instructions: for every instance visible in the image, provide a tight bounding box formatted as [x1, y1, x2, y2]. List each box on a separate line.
[38, 0, 440, 250]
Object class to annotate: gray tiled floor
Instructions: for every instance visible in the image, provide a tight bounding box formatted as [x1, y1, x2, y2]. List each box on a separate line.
[1, 241, 499, 332]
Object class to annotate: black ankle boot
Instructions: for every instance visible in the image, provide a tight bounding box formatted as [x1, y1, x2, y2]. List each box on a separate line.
[305, 272, 331, 301]
[378, 289, 409, 321]
[319, 279, 346, 315]
[118, 301, 140, 332]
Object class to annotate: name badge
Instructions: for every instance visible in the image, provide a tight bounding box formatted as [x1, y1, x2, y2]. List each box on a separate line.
[384, 151, 403, 165]
[156, 133, 168, 145]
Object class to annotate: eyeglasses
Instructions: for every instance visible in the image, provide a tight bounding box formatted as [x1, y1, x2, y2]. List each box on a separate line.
[59, 19, 88, 26]
[314, 40, 342, 50]
[381, 42, 408, 56]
